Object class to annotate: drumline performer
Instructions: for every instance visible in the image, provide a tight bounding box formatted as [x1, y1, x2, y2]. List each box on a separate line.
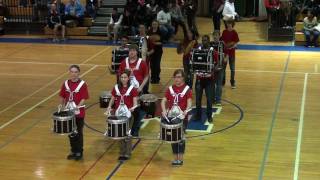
[161, 69, 192, 166]
[118, 44, 149, 136]
[106, 70, 139, 161]
[194, 35, 217, 123]
[59, 65, 89, 160]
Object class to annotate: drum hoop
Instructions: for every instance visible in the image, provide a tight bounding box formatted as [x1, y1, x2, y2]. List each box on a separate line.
[107, 118, 129, 124]
[160, 122, 183, 129]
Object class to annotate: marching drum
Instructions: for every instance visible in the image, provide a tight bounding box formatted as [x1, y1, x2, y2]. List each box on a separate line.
[160, 117, 184, 143]
[99, 91, 112, 108]
[105, 115, 130, 140]
[111, 49, 129, 73]
[52, 110, 76, 134]
[190, 48, 214, 73]
[139, 94, 158, 118]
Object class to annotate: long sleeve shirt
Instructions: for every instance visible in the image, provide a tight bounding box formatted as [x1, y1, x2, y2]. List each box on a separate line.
[222, 0, 237, 20]
[157, 10, 171, 25]
[303, 17, 318, 31]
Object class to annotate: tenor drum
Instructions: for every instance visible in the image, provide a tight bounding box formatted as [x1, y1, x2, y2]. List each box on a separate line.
[99, 91, 112, 108]
[52, 110, 76, 134]
[111, 49, 129, 72]
[105, 115, 130, 140]
[190, 49, 214, 73]
[139, 94, 158, 118]
[160, 117, 183, 143]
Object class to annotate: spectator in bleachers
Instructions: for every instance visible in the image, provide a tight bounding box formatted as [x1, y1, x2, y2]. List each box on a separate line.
[65, 0, 85, 27]
[125, 0, 138, 15]
[107, 8, 123, 42]
[121, 8, 135, 37]
[264, 0, 280, 27]
[86, 0, 98, 18]
[146, 0, 160, 27]
[0, 0, 7, 35]
[185, 0, 199, 36]
[212, 0, 224, 32]
[169, 1, 187, 39]
[303, 10, 319, 47]
[48, 3, 66, 42]
[157, 5, 175, 41]
[305, 0, 320, 17]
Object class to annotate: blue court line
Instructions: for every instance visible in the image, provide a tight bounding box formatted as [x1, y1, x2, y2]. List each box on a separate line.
[106, 138, 141, 180]
[1, 37, 320, 52]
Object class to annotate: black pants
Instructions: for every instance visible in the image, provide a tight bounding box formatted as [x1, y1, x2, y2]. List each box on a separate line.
[172, 18, 188, 38]
[130, 107, 144, 136]
[150, 48, 163, 82]
[65, 14, 84, 26]
[183, 59, 193, 88]
[186, 11, 199, 36]
[195, 78, 213, 118]
[68, 117, 84, 154]
[212, 11, 222, 31]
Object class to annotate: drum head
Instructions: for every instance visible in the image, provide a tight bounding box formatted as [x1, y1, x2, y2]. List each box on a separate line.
[100, 91, 111, 97]
[53, 110, 73, 117]
[161, 116, 182, 125]
[140, 94, 158, 102]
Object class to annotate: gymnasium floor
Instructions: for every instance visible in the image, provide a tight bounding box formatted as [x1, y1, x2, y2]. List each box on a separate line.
[0, 19, 319, 180]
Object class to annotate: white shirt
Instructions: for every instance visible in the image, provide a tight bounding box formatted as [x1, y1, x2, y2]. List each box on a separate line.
[222, 0, 237, 21]
[157, 10, 171, 25]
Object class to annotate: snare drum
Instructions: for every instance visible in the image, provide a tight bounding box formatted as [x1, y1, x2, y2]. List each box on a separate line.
[160, 117, 183, 143]
[139, 94, 158, 118]
[105, 115, 130, 140]
[111, 49, 129, 72]
[52, 111, 76, 134]
[190, 49, 214, 73]
[99, 91, 112, 108]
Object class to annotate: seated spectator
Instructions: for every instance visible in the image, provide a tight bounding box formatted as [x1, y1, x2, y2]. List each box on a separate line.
[0, 0, 7, 35]
[107, 8, 123, 42]
[48, 3, 66, 42]
[120, 8, 135, 38]
[86, 0, 98, 18]
[65, 0, 84, 27]
[125, 0, 138, 15]
[303, 10, 319, 47]
[264, 0, 280, 27]
[157, 5, 175, 41]
[169, 1, 187, 39]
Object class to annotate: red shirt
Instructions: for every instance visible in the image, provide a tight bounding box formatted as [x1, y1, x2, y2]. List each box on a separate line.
[59, 79, 89, 118]
[111, 85, 139, 110]
[165, 84, 192, 111]
[118, 58, 149, 85]
[220, 29, 239, 57]
[264, 0, 280, 9]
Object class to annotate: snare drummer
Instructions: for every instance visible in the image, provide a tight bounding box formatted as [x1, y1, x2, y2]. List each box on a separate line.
[194, 35, 218, 123]
[107, 70, 139, 161]
[161, 69, 192, 166]
[59, 65, 89, 160]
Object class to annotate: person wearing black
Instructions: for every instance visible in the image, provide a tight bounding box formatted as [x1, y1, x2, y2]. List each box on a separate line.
[148, 20, 163, 84]
[169, 1, 188, 39]
[121, 8, 135, 37]
[195, 35, 215, 123]
[86, 0, 98, 18]
[0, 0, 8, 35]
[185, 0, 199, 36]
[48, 3, 66, 42]
[212, 0, 224, 32]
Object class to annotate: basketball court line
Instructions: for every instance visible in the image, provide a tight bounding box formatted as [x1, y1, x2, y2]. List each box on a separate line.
[1, 60, 320, 75]
[258, 51, 292, 180]
[0, 65, 97, 131]
[293, 73, 308, 180]
[0, 47, 109, 116]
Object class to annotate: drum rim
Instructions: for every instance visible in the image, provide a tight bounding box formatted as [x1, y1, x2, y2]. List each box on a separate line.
[107, 118, 129, 124]
[160, 122, 183, 129]
[52, 111, 75, 121]
[139, 94, 158, 102]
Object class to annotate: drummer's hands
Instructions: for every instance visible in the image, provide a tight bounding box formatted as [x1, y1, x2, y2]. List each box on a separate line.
[137, 87, 142, 93]
[183, 110, 188, 117]
[161, 111, 167, 117]
[105, 107, 111, 115]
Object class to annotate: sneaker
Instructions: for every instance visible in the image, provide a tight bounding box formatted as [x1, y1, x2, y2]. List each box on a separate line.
[67, 153, 76, 160]
[208, 117, 213, 123]
[231, 84, 236, 89]
[118, 156, 129, 161]
[215, 102, 222, 106]
[171, 160, 183, 166]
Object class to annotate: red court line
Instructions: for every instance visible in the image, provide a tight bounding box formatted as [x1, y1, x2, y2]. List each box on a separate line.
[136, 142, 163, 179]
[79, 141, 116, 180]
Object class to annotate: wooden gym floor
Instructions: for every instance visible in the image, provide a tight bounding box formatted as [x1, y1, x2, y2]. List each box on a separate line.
[0, 19, 319, 180]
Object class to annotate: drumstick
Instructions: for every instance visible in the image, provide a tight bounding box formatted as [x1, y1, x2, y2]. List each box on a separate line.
[64, 105, 86, 111]
[171, 109, 192, 121]
[129, 104, 140, 111]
